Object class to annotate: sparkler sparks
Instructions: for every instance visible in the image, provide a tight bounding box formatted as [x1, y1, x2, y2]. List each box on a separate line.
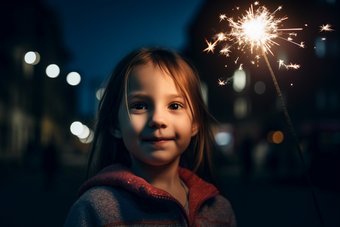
[203, 38, 218, 53]
[219, 14, 227, 22]
[278, 59, 300, 70]
[218, 77, 234, 85]
[203, 3, 305, 69]
[215, 32, 228, 41]
[285, 63, 300, 70]
[278, 59, 285, 69]
[218, 78, 226, 86]
[319, 24, 334, 32]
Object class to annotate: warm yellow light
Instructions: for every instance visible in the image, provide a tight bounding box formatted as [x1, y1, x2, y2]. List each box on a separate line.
[272, 131, 284, 144]
[46, 64, 60, 78]
[66, 72, 81, 86]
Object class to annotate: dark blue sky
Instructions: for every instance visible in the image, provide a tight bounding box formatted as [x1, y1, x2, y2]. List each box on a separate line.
[43, 0, 205, 116]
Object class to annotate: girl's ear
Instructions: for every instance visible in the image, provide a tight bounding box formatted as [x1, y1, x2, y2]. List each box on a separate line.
[191, 122, 199, 137]
[109, 127, 122, 139]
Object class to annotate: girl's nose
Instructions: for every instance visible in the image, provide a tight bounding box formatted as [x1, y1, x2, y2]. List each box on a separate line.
[148, 109, 167, 129]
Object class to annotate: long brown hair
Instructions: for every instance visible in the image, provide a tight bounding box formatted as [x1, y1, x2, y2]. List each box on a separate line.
[86, 47, 220, 186]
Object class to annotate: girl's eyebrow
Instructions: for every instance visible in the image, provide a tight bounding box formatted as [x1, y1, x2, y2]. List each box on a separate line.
[127, 93, 183, 100]
[127, 93, 147, 100]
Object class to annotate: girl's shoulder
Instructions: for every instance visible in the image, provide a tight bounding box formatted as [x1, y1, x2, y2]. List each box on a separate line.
[204, 194, 234, 212]
[64, 186, 132, 226]
[198, 194, 237, 227]
[72, 186, 126, 211]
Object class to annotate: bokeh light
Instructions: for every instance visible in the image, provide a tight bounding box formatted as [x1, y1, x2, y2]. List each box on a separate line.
[268, 131, 284, 144]
[234, 97, 248, 118]
[24, 51, 40, 65]
[254, 81, 266, 94]
[96, 88, 105, 100]
[24, 52, 36, 64]
[215, 132, 233, 146]
[70, 121, 83, 136]
[46, 64, 60, 78]
[77, 124, 90, 139]
[66, 72, 81, 86]
[233, 70, 246, 92]
[79, 129, 94, 144]
[272, 131, 284, 144]
[315, 37, 326, 58]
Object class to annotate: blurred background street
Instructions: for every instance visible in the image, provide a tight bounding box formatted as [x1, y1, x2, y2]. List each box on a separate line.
[1, 0, 339, 226]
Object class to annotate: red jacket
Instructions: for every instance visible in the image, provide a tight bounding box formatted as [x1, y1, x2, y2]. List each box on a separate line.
[64, 164, 237, 227]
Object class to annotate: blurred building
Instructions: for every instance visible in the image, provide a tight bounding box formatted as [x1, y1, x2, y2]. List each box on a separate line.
[0, 0, 77, 166]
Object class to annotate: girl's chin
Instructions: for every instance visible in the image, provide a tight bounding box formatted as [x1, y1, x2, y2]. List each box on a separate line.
[133, 153, 180, 167]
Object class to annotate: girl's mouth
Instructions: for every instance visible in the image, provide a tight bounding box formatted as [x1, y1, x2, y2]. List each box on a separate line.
[143, 138, 173, 146]
[144, 137, 173, 141]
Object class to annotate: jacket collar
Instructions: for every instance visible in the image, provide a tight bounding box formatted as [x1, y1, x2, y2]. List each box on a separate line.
[78, 163, 219, 219]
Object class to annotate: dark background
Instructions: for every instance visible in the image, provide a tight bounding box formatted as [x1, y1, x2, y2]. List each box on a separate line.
[0, 0, 339, 226]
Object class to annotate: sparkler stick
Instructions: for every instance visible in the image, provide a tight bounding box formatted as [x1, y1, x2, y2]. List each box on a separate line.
[260, 44, 325, 227]
[202, 3, 333, 226]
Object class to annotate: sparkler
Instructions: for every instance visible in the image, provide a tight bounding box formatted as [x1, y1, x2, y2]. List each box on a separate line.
[203, 3, 334, 227]
[319, 23, 334, 32]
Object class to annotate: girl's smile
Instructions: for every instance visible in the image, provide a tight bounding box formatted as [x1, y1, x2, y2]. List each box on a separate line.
[113, 62, 198, 166]
[143, 137, 174, 148]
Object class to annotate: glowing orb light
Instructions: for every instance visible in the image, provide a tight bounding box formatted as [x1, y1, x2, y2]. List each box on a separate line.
[66, 72, 81, 86]
[46, 64, 60, 78]
[70, 121, 83, 136]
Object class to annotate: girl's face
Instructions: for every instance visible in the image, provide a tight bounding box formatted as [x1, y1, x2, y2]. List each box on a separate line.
[113, 62, 198, 166]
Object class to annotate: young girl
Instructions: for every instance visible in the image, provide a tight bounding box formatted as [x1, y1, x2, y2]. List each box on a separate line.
[64, 48, 237, 227]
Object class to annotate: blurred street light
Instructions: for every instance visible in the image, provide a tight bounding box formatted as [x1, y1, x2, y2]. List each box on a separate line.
[233, 70, 246, 92]
[24, 51, 40, 65]
[70, 121, 83, 136]
[46, 64, 60, 78]
[66, 72, 81, 86]
[215, 132, 233, 146]
[77, 124, 90, 139]
[79, 129, 94, 144]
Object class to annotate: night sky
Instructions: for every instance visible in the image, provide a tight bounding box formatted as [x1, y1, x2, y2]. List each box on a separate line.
[42, 0, 205, 116]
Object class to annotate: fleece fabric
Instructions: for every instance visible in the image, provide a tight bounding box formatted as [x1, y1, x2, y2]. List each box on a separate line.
[64, 163, 237, 227]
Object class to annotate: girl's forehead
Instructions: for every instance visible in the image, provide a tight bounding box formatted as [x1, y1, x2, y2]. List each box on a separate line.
[127, 63, 182, 95]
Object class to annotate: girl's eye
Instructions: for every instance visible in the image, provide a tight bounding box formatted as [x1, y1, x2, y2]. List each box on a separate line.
[169, 103, 183, 110]
[131, 103, 147, 110]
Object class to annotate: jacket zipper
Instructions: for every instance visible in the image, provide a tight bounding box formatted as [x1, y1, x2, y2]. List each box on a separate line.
[152, 194, 191, 226]
[153, 190, 219, 227]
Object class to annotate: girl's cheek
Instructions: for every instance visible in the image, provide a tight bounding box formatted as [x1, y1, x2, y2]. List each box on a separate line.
[130, 116, 148, 132]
